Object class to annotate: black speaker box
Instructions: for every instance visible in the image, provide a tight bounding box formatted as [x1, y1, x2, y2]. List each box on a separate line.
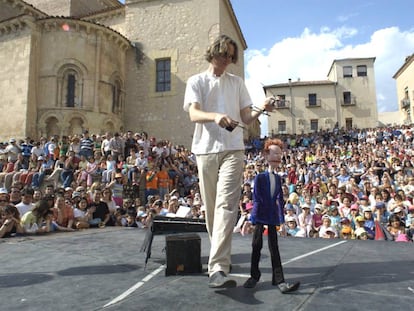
[165, 233, 202, 276]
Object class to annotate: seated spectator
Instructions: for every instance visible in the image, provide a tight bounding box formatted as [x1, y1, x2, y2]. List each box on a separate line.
[31, 156, 54, 189]
[340, 225, 352, 239]
[19, 153, 41, 187]
[311, 204, 324, 237]
[386, 214, 407, 241]
[54, 195, 74, 230]
[21, 199, 52, 234]
[9, 185, 22, 205]
[298, 203, 312, 237]
[16, 188, 34, 216]
[362, 206, 375, 233]
[339, 217, 353, 239]
[73, 197, 91, 229]
[319, 215, 338, 238]
[88, 189, 112, 227]
[284, 216, 301, 237]
[354, 227, 368, 240]
[101, 187, 117, 219]
[327, 203, 341, 232]
[355, 215, 374, 240]
[0, 204, 24, 238]
[45, 155, 66, 188]
[285, 204, 299, 225]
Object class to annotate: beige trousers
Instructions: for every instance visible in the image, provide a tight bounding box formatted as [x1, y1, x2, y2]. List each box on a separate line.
[196, 150, 244, 275]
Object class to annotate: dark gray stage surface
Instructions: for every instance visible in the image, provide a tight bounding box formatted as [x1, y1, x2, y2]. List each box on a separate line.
[1, 227, 413, 311]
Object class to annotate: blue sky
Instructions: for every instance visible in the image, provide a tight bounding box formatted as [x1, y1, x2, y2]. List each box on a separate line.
[117, 0, 414, 112]
[230, 0, 414, 113]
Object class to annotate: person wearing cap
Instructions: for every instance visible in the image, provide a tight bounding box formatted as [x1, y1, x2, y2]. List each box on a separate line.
[0, 187, 10, 207]
[284, 216, 300, 237]
[340, 225, 352, 239]
[106, 169, 125, 206]
[319, 215, 338, 238]
[4, 138, 21, 163]
[355, 215, 375, 239]
[284, 203, 299, 225]
[354, 227, 368, 240]
[20, 137, 33, 168]
[311, 204, 324, 237]
[362, 207, 375, 233]
[244, 138, 300, 293]
[298, 203, 313, 237]
[374, 201, 389, 225]
[348, 204, 361, 230]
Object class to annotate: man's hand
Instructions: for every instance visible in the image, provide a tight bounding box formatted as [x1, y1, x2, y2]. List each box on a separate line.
[214, 114, 239, 131]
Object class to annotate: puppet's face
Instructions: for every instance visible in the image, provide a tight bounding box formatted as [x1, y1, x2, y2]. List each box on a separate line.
[266, 145, 282, 169]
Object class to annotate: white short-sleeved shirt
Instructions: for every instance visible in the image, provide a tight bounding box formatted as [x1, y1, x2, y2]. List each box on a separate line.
[183, 71, 252, 155]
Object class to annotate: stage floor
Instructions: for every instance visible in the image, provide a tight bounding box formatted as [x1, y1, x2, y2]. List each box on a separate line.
[1, 227, 413, 311]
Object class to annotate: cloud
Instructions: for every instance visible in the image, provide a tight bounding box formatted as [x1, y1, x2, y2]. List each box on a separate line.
[244, 26, 414, 118]
[337, 12, 359, 23]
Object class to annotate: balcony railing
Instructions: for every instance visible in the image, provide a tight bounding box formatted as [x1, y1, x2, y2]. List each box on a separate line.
[273, 99, 290, 109]
[341, 98, 357, 106]
[305, 99, 321, 107]
[401, 99, 410, 109]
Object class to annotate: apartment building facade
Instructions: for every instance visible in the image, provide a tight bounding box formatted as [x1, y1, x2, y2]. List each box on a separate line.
[264, 57, 378, 135]
[393, 53, 414, 125]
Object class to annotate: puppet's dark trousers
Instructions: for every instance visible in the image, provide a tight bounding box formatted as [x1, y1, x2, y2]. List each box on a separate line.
[249, 223, 285, 285]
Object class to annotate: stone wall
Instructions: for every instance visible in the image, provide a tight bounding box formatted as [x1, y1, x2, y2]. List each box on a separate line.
[0, 26, 32, 141]
[123, 0, 245, 147]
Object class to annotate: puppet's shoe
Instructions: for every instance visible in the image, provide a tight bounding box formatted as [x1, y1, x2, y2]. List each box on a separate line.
[243, 277, 259, 288]
[277, 281, 300, 294]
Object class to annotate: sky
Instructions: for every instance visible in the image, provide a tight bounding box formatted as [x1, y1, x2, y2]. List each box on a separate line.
[229, 0, 414, 115]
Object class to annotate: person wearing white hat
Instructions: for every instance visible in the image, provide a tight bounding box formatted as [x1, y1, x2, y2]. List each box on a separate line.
[4, 138, 21, 163]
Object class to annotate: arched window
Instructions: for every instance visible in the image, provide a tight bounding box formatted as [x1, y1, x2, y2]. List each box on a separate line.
[66, 72, 76, 107]
[112, 79, 122, 114]
[57, 62, 85, 108]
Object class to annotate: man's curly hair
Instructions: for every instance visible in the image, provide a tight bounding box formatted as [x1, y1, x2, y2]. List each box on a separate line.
[205, 34, 239, 64]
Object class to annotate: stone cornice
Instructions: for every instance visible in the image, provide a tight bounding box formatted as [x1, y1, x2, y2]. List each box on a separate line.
[78, 6, 125, 22]
[1, 0, 47, 19]
[0, 14, 35, 35]
[37, 17, 132, 51]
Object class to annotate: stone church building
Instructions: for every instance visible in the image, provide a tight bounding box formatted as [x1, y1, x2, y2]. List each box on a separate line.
[0, 0, 257, 146]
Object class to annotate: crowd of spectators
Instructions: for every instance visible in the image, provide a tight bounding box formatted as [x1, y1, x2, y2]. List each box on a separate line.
[1, 125, 414, 243]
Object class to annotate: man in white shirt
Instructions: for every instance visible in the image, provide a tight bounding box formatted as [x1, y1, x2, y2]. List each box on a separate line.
[183, 34, 275, 288]
[16, 188, 34, 217]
